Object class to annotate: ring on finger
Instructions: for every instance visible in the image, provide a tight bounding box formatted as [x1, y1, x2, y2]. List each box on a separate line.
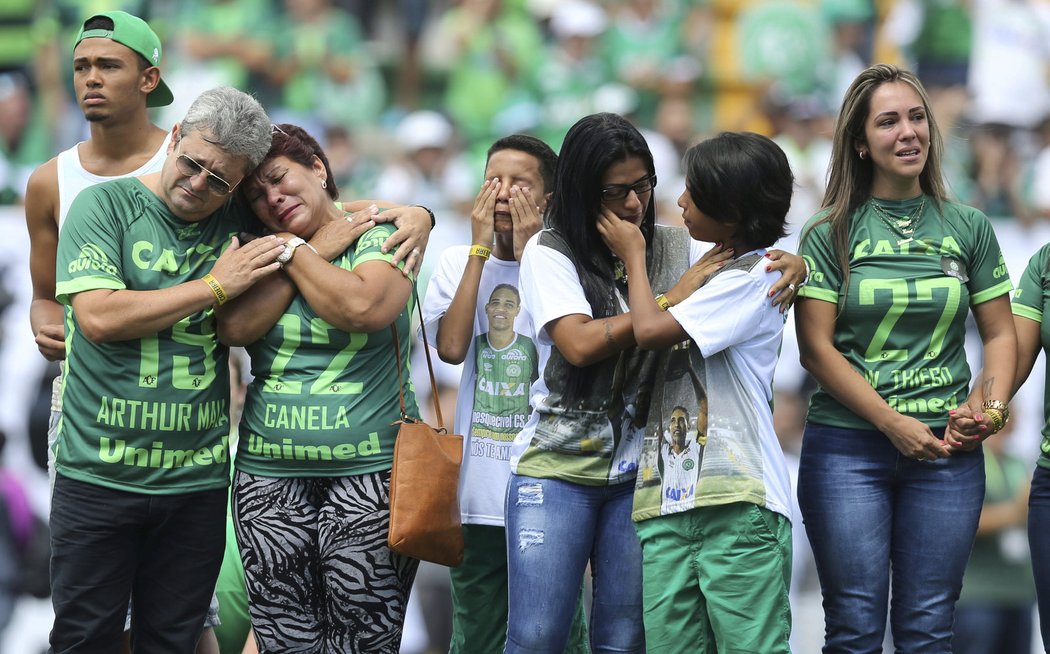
[916, 456, 927, 462]
[787, 283, 796, 291]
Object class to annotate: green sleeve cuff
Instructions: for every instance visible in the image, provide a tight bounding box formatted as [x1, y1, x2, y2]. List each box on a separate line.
[1012, 304, 1042, 323]
[55, 277, 126, 306]
[797, 286, 838, 303]
[350, 252, 415, 281]
[970, 280, 1014, 306]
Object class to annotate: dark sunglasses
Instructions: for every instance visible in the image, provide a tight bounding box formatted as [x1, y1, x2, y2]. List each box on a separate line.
[175, 153, 235, 196]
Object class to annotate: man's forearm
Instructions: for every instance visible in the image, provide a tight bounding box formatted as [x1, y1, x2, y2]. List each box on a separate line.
[71, 282, 218, 343]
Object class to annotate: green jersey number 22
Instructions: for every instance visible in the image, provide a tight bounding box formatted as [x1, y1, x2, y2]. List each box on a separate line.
[262, 314, 366, 396]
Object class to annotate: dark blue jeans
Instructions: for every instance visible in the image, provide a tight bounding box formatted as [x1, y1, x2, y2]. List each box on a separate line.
[49, 474, 227, 653]
[1027, 463, 1050, 651]
[797, 423, 984, 654]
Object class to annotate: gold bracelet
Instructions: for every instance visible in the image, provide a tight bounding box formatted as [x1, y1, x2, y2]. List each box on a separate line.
[983, 408, 1005, 434]
[469, 244, 491, 260]
[655, 294, 671, 311]
[202, 273, 228, 305]
[982, 399, 1010, 423]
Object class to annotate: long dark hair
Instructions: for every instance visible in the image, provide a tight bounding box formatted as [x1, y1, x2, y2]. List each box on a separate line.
[545, 113, 657, 400]
[545, 113, 657, 319]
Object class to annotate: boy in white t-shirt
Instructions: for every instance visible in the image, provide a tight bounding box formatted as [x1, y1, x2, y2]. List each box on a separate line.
[422, 135, 588, 653]
[598, 131, 796, 653]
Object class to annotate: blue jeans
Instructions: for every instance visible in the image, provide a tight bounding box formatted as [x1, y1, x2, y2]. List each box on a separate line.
[797, 423, 984, 654]
[1027, 463, 1050, 650]
[504, 474, 644, 653]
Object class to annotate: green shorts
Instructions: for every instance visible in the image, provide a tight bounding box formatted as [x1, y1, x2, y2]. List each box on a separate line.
[449, 524, 589, 653]
[634, 503, 792, 654]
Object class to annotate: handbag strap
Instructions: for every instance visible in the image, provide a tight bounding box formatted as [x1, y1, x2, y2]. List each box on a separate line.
[391, 280, 447, 432]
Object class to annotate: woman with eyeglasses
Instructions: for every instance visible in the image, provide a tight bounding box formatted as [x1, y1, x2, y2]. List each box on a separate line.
[214, 123, 431, 652]
[504, 113, 806, 652]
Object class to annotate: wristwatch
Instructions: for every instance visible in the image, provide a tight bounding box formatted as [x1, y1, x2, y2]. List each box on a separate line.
[277, 237, 308, 265]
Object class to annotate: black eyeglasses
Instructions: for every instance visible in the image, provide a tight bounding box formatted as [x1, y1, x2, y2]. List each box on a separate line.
[175, 152, 235, 196]
[601, 174, 657, 201]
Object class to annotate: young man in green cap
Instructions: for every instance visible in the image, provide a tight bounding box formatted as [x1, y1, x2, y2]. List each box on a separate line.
[26, 9, 173, 466]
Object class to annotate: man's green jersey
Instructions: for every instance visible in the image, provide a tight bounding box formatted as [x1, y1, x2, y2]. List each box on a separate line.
[54, 178, 251, 494]
[798, 196, 1012, 430]
[236, 224, 418, 477]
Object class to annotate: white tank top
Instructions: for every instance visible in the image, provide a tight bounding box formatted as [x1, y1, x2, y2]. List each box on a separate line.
[56, 132, 170, 227]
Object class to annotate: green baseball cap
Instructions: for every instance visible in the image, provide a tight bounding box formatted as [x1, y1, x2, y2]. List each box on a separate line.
[73, 11, 173, 108]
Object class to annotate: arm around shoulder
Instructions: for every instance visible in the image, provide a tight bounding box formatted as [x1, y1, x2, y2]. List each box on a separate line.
[284, 251, 413, 333]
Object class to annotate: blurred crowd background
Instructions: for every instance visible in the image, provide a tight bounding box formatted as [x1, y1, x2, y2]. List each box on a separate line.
[2, 0, 1050, 651]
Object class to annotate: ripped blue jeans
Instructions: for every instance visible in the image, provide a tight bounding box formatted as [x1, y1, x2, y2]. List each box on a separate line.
[504, 474, 644, 653]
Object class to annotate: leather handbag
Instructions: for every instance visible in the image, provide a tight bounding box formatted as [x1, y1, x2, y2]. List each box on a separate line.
[387, 288, 464, 567]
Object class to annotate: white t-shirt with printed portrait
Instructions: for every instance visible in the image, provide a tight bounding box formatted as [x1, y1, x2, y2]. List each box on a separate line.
[422, 246, 537, 526]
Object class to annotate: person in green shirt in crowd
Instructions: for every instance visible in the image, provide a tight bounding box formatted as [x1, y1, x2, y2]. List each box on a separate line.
[435, 0, 542, 145]
[268, 0, 384, 131]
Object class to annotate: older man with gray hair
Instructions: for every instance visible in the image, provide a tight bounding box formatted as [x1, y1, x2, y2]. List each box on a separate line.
[49, 86, 283, 653]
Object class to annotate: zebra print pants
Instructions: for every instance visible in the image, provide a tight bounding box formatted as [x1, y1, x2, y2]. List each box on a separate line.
[232, 469, 419, 653]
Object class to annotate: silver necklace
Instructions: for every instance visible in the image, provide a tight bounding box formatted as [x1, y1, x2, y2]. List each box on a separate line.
[870, 196, 926, 245]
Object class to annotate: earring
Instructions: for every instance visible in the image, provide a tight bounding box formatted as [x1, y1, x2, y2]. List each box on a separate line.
[859, 150, 867, 160]
[321, 179, 327, 189]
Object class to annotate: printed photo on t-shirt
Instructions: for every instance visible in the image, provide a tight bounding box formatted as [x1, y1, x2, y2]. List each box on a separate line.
[636, 339, 707, 512]
[470, 285, 538, 462]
